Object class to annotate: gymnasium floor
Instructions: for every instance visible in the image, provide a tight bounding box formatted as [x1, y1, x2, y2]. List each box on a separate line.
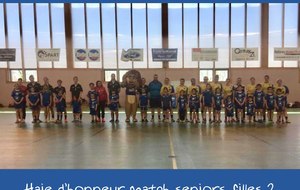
[0, 109, 300, 169]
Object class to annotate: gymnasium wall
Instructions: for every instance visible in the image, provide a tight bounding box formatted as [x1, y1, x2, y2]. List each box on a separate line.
[0, 68, 299, 107]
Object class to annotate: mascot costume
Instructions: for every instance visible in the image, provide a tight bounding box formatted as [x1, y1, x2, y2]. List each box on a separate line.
[121, 70, 142, 122]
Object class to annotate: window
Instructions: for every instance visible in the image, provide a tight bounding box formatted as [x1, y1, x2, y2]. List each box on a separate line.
[168, 3, 182, 68]
[0, 4, 6, 68]
[246, 3, 261, 68]
[119, 70, 130, 81]
[71, 3, 86, 68]
[199, 69, 213, 82]
[21, 3, 37, 69]
[132, 3, 147, 68]
[10, 69, 37, 82]
[215, 3, 229, 68]
[231, 4, 245, 68]
[117, 3, 132, 69]
[86, 3, 101, 68]
[36, 3, 52, 68]
[215, 70, 228, 82]
[268, 3, 283, 67]
[10, 70, 23, 82]
[105, 70, 117, 82]
[183, 3, 198, 68]
[6, 3, 22, 69]
[102, 3, 117, 69]
[148, 3, 162, 68]
[51, 3, 67, 68]
[199, 3, 214, 69]
[283, 3, 298, 68]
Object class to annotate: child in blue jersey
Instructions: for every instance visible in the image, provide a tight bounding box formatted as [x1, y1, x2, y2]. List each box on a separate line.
[177, 90, 188, 122]
[11, 84, 25, 123]
[55, 90, 66, 123]
[41, 85, 53, 123]
[139, 87, 149, 122]
[109, 91, 119, 122]
[189, 88, 200, 123]
[87, 83, 98, 123]
[275, 88, 286, 124]
[254, 84, 265, 123]
[224, 96, 234, 123]
[202, 84, 213, 124]
[213, 87, 223, 123]
[28, 87, 41, 123]
[161, 87, 172, 122]
[234, 85, 246, 123]
[246, 96, 255, 123]
[264, 87, 275, 122]
[72, 96, 81, 122]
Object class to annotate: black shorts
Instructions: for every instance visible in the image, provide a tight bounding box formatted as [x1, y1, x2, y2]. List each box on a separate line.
[140, 106, 148, 111]
[189, 108, 199, 113]
[163, 106, 171, 111]
[150, 98, 161, 108]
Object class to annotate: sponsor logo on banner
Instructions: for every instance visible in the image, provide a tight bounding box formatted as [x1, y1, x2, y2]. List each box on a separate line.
[75, 49, 87, 61]
[274, 48, 300, 61]
[192, 48, 218, 61]
[0, 48, 16, 61]
[121, 49, 143, 62]
[36, 49, 60, 61]
[88, 49, 100, 62]
[232, 48, 258, 61]
[152, 48, 178, 62]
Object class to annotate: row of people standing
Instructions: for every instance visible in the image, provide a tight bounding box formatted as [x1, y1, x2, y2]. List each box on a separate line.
[10, 73, 290, 124]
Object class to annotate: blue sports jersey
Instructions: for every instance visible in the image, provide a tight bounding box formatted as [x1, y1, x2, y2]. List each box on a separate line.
[109, 94, 119, 111]
[246, 102, 255, 116]
[189, 95, 200, 109]
[202, 90, 213, 106]
[161, 95, 172, 109]
[254, 90, 264, 104]
[139, 94, 148, 107]
[214, 94, 223, 108]
[72, 100, 81, 113]
[235, 91, 246, 104]
[42, 90, 52, 106]
[265, 94, 275, 109]
[148, 80, 162, 99]
[56, 94, 66, 112]
[88, 90, 98, 114]
[225, 99, 234, 117]
[29, 93, 40, 109]
[276, 95, 285, 110]
[178, 96, 187, 110]
[11, 90, 23, 103]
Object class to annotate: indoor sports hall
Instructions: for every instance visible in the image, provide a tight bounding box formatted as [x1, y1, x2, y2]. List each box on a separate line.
[0, 3, 300, 169]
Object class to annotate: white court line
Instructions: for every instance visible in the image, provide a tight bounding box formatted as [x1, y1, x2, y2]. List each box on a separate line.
[167, 125, 178, 169]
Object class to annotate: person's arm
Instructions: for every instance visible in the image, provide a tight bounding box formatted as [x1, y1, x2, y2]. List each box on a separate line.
[40, 93, 43, 106]
[69, 86, 73, 102]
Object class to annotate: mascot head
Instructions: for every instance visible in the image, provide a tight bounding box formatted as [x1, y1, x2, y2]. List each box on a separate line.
[122, 69, 142, 88]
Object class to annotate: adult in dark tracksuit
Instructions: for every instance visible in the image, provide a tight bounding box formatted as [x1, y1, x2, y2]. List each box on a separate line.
[107, 73, 121, 104]
[27, 75, 42, 122]
[17, 78, 27, 120]
[148, 74, 162, 122]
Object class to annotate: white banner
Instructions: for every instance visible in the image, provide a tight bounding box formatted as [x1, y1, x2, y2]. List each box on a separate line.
[36, 49, 60, 61]
[121, 49, 143, 62]
[232, 48, 259, 61]
[74, 49, 101, 62]
[192, 48, 218, 61]
[274, 48, 300, 61]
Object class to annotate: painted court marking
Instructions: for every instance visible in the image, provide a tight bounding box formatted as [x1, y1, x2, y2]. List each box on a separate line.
[167, 125, 178, 169]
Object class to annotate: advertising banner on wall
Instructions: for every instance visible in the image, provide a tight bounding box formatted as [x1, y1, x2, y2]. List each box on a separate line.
[152, 48, 178, 62]
[74, 49, 100, 62]
[36, 49, 60, 61]
[0, 48, 16, 61]
[121, 49, 143, 62]
[192, 48, 218, 61]
[232, 48, 259, 61]
[274, 48, 300, 61]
